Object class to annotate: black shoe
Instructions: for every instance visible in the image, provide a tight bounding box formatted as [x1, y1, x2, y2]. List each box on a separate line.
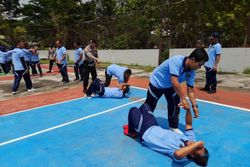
[46, 71, 51, 73]
[208, 89, 216, 94]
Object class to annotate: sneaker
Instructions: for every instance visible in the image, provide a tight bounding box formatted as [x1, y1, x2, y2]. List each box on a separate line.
[27, 88, 35, 92]
[12, 91, 17, 95]
[169, 128, 184, 135]
[46, 71, 51, 73]
[74, 78, 79, 81]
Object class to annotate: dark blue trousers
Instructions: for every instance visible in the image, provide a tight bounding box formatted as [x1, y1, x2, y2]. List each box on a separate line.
[12, 70, 32, 92]
[205, 67, 217, 90]
[0, 63, 9, 74]
[86, 78, 105, 96]
[144, 83, 180, 129]
[57, 64, 69, 82]
[74, 63, 83, 80]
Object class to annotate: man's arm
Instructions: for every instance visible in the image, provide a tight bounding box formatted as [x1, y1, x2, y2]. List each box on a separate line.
[84, 46, 99, 62]
[174, 141, 204, 160]
[171, 76, 190, 110]
[187, 86, 199, 118]
[77, 52, 83, 64]
[213, 54, 221, 71]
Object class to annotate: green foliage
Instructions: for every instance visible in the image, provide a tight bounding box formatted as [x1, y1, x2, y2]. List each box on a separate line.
[243, 67, 250, 74]
[0, 0, 249, 48]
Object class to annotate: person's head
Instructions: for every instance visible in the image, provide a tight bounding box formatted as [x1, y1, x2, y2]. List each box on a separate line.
[209, 32, 219, 44]
[89, 39, 97, 48]
[187, 48, 208, 70]
[187, 147, 209, 166]
[122, 85, 130, 96]
[124, 69, 132, 83]
[195, 40, 204, 48]
[16, 41, 25, 48]
[73, 41, 81, 48]
[55, 40, 62, 48]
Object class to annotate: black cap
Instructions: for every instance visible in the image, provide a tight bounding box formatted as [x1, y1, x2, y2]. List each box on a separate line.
[209, 32, 219, 38]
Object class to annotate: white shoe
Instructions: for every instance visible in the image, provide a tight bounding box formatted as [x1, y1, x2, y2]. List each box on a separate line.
[169, 128, 184, 135]
[12, 91, 17, 95]
[27, 88, 35, 92]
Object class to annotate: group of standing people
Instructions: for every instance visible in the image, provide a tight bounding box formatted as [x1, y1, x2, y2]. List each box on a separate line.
[0, 41, 42, 94]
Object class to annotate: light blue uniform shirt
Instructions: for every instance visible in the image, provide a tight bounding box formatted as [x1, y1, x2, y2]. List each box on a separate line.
[31, 53, 40, 62]
[102, 87, 124, 98]
[12, 48, 25, 71]
[150, 55, 196, 88]
[74, 47, 83, 65]
[22, 49, 32, 62]
[107, 64, 128, 83]
[204, 43, 221, 68]
[0, 51, 5, 63]
[56, 46, 67, 65]
[142, 126, 196, 162]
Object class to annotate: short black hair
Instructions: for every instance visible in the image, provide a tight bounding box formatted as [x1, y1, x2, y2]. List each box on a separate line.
[188, 48, 208, 62]
[188, 148, 209, 166]
[123, 85, 130, 96]
[125, 69, 132, 76]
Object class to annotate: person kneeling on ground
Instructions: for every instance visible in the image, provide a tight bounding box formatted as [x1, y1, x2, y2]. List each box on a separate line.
[86, 78, 130, 98]
[104, 64, 132, 87]
[123, 103, 209, 166]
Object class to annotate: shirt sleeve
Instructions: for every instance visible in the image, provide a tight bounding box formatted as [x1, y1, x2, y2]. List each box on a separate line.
[215, 44, 221, 55]
[62, 48, 66, 55]
[184, 129, 196, 141]
[169, 57, 181, 77]
[186, 72, 196, 87]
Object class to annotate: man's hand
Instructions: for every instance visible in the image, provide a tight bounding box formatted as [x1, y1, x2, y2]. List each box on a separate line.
[212, 66, 217, 71]
[178, 98, 190, 110]
[25, 69, 29, 74]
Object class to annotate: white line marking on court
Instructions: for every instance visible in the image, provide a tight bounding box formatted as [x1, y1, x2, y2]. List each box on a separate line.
[0, 96, 86, 117]
[0, 98, 146, 147]
[131, 86, 250, 112]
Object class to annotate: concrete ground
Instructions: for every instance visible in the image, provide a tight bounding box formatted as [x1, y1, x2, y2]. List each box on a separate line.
[0, 66, 250, 101]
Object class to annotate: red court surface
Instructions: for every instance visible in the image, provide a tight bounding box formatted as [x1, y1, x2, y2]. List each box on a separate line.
[0, 76, 250, 116]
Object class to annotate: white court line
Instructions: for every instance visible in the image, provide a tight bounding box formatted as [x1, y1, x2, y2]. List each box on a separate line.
[131, 86, 250, 112]
[1, 96, 86, 117]
[0, 98, 145, 147]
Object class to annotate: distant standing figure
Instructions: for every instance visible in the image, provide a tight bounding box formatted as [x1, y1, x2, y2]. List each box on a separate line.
[30, 45, 43, 77]
[55, 40, 69, 83]
[73, 41, 84, 81]
[82, 40, 99, 93]
[11, 41, 33, 94]
[104, 64, 132, 87]
[201, 32, 222, 94]
[47, 44, 56, 73]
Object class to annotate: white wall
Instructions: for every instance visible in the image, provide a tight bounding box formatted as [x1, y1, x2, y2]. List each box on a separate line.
[170, 48, 250, 73]
[39, 49, 159, 67]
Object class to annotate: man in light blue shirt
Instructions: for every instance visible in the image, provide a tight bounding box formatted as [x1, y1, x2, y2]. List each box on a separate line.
[105, 64, 132, 87]
[124, 103, 209, 166]
[144, 48, 208, 134]
[73, 41, 83, 81]
[30, 45, 43, 77]
[201, 32, 222, 94]
[0, 46, 10, 74]
[11, 41, 33, 94]
[56, 40, 69, 83]
[86, 78, 130, 98]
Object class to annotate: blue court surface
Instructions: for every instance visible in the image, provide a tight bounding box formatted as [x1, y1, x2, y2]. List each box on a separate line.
[0, 87, 249, 167]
